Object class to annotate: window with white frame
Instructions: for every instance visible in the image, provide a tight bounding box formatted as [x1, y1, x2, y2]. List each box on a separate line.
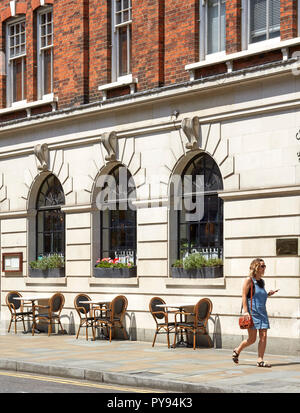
[38, 8, 53, 97]
[112, 0, 132, 81]
[6, 18, 27, 105]
[200, 0, 226, 59]
[249, 0, 280, 44]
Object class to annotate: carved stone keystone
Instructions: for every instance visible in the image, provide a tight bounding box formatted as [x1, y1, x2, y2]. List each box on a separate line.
[101, 131, 118, 162]
[181, 116, 200, 151]
[34, 143, 49, 171]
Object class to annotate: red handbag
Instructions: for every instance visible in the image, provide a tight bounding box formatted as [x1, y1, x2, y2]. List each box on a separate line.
[239, 279, 254, 329]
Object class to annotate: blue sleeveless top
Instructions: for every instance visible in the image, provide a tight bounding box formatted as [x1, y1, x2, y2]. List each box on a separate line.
[247, 278, 270, 330]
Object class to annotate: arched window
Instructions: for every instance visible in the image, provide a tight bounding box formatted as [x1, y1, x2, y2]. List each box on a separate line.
[36, 174, 65, 258]
[100, 165, 137, 264]
[178, 153, 223, 260]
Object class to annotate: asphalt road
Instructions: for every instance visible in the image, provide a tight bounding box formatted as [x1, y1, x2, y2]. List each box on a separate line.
[0, 370, 158, 393]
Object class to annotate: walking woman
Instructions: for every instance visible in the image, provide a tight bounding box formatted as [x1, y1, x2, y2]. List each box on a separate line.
[232, 258, 279, 367]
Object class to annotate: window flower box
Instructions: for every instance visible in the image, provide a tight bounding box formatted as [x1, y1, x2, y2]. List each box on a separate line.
[94, 257, 137, 278]
[29, 254, 65, 278]
[171, 253, 223, 279]
[29, 268, 65, 278]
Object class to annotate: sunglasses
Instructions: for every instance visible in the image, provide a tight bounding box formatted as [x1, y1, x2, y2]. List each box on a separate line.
[260, 264, 266, 268]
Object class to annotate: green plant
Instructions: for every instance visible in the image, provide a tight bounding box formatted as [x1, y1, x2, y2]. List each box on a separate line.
[183, 253, 207, 270]
[172, 253, 223, 269]
[30, 254, 65, 270]
[172, 259, 183, 268]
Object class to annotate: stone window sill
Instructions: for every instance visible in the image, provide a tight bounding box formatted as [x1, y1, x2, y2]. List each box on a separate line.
[0, 94, 57, 117]
[185, 37, 300, 80]
[25, 277, 67, 286]
[98, 75, 138, 101]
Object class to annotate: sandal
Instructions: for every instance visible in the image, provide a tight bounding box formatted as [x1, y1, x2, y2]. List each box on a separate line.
[232, 350, 239, 364]
[257, 361, 271, 368]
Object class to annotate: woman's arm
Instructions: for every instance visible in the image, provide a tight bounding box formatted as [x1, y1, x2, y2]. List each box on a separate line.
[242, 277, 251, 315]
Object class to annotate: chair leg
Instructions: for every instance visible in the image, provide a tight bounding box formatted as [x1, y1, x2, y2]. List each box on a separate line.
[22, 317, 26, 332]
[173, 328, 177, 348]
[91, 323, 95, 341]
[8, 318, 12, 333]
[152, 330, 158, 347]
[109, 326, 112, 342]
[48, 322, 51, 336]
[76, 324, 81, 339]
[167, 330, 170, 348]
[193, 331, 196, 350]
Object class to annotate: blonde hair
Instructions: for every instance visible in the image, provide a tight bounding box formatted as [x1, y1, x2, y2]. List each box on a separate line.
[249, 258, 264, 278]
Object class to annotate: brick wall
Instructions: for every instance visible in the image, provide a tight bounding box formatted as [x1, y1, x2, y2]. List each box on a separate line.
[132, 0, 164, 91]
[226, 0, 241, 54]
[164, 0, 199, 85]
[281, 0, 298, 40]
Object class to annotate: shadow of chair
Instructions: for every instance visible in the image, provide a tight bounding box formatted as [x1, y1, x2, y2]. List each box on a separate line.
[6, 291, 33, 334]
[149, 296, 175, 348]
[32, 292, 65, 336]
[74, 293, 96, 341]
[173, 298, 213, 350]
[96, 295, 128, 342]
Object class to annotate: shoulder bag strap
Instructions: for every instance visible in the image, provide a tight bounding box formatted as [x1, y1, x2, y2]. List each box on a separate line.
[240, 277, 254, 314]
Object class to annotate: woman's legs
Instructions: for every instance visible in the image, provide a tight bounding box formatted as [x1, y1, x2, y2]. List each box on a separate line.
[258, 329, 267, 362]
[234, 328, 257, 356]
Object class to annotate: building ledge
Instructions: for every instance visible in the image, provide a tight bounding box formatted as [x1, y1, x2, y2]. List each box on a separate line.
[0, 94, 57, 118]
[98, 75, 138, 101]
[185, 37, 300, 80]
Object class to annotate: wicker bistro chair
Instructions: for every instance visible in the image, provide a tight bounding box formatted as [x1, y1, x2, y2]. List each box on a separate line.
[173, 298, 213, 350]
[74, 294, 97, 341]
[32, 293, 65, 336]
[6, 291, 33, 334]
[95, 295, 128, 342]
[149, 297, 176, 348]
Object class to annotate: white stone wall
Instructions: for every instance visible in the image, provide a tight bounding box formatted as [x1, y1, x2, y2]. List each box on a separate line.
[0, 68, 299, 353]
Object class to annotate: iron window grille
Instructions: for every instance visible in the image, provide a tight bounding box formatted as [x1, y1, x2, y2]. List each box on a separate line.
[178, 154, 223, 261]
[100, 165, 137, 265]
[36, 174, 65, 258]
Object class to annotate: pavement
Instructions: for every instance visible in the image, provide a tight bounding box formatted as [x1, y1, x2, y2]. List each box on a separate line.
[0, 331, 300, 393]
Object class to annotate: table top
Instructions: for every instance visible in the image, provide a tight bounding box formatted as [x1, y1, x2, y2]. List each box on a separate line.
[78, 300, 111, 305]
[156, 303, 195, 309]
[14, 296, 52, 301]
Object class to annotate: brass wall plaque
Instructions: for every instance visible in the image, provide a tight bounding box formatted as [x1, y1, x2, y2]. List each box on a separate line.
[276, 239, 298, 256]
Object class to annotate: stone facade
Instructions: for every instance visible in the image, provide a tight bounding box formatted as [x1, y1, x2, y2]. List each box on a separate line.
[0, 0, 299, 355]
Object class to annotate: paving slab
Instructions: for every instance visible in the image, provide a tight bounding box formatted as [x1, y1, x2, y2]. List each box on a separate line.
[0, 333, 299, 393]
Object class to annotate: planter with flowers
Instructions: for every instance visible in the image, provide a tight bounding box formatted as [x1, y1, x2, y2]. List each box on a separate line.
[29, 254, 65, 278]
[94, 258, 137, 278]
[171, 253, 223, 279]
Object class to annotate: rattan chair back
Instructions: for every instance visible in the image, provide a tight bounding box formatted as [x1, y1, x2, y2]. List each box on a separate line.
[50, 293, 65, 314]
[74, 294, 92, 315]
[111, 295, 128, 321]
[194, 298, 212, 326]
[149, 297, 166, 321]
[6, 291, 22, 313]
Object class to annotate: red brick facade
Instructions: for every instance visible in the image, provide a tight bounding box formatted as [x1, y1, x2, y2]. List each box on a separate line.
[0, 0, 299, 120]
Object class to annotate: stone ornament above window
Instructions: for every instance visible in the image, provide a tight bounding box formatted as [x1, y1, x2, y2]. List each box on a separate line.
[181, 116, 200, 151]
[34, 143, 49, 171]
[101, 131, 118, 162]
